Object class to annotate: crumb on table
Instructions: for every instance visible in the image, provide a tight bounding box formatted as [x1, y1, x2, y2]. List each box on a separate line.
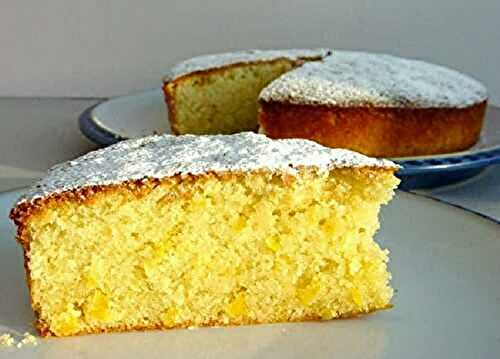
[0, 332, 38, 349]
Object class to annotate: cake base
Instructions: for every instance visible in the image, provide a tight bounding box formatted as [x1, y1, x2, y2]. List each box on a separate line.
[36, 305, 393, 337]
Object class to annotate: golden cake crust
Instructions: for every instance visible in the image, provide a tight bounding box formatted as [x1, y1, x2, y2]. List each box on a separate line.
[259, 101, 487, 157]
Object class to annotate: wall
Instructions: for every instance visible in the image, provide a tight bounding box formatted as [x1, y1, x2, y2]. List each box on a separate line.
[1, 0, 498, 104]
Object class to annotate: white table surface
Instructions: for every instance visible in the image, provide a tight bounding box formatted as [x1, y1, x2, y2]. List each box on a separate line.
[0, 97, 499, 221]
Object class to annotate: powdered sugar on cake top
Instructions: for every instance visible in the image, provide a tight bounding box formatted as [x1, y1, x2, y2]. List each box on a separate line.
[165, 49, 331, 81]
[17, 132, 396, 205]
[260, 51, 487, 108]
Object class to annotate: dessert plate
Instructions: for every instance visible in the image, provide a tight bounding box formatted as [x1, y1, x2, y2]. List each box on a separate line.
[79, 89, 500, 189]
[1, 188, 499, 359]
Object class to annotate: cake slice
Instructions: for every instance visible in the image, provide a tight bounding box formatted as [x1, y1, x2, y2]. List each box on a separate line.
[10, 133, 399, 337]
[163, 49, 330, 135]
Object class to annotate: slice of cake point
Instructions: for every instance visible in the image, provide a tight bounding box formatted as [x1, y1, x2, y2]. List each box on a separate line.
[10, 133, 399, 337]
[163, 49, 331, 135]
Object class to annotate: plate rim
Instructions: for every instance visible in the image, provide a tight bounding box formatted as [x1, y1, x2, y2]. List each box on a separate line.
[78, 90, 500, 176]
[394, 148, 500, 175]
[79, 102, 127, 146]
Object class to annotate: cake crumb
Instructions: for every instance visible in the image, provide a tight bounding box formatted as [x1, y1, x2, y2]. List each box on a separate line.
[20, 333, 39, 346]
[0, 332, 38, 350]
[0, 334, 15, 348]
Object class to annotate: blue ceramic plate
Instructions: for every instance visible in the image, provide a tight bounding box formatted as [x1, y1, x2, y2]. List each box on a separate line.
[79, 89, 500, 189]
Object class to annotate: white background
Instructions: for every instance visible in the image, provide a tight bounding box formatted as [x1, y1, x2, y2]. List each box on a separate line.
[1, 0, 498, 104]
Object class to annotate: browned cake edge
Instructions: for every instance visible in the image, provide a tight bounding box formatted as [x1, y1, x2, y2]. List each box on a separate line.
[33, 305, 393, 337]
[258, 100, 487, 157]
[162, 55, 326, 135]
[10, 167, 397, 337]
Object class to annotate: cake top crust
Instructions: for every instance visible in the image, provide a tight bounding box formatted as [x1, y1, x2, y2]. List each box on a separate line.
[16, 132, 396, 205]
[165, 49, 331, 81]
[259, 51, 487, 108]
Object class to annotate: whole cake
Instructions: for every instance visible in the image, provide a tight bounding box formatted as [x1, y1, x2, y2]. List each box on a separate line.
[259, 51, 488, 157]
[164, 50, 487, 157]
[163, 49, 331, 135]
[10, 133, 399, 337]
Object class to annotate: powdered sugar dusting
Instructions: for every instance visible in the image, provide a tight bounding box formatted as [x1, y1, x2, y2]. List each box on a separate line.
[165, 49, 331, 81]
[17, 133, 396, 205]
[260, 51, 487, 108]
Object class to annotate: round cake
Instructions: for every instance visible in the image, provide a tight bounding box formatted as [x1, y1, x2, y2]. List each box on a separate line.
[258, 51, 488, 157]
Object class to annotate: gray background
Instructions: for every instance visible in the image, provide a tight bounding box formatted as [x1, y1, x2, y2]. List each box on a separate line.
[1, 0, 498, 104]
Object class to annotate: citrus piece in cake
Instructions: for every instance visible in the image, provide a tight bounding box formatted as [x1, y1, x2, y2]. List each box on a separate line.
[258, 51, 487, 157]
[163, 49, 331, 135]
[10, 132, 399, 337]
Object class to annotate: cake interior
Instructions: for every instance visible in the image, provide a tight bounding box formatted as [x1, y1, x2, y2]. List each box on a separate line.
[164, 59, 300, 135]
[22, 167, 398, 336]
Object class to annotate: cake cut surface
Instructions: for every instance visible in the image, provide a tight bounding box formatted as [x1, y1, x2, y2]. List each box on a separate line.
[163, 49, 330, 135]
[11, 133, 399, 337]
